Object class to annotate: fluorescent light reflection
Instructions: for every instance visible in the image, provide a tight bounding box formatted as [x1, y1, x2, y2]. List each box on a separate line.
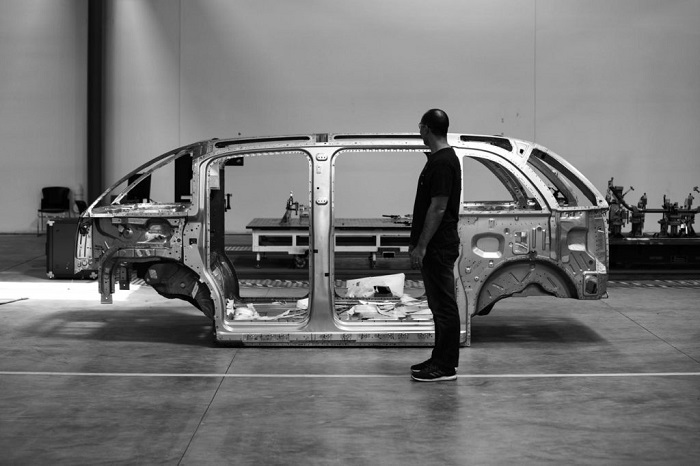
[0, 281, 142, 302]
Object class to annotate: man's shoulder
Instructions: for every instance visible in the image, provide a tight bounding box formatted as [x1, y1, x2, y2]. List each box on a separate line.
[432, 147, 460, 167]
[434, 146, 457, 156]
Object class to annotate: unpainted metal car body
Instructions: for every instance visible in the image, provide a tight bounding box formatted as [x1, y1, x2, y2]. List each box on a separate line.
[75, 133, 609, 346]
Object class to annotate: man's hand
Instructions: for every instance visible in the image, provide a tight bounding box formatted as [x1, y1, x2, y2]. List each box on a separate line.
[409, 244, 426, 269]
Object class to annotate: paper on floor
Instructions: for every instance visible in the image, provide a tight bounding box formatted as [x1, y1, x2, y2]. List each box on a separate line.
[345, 273, 405, 298]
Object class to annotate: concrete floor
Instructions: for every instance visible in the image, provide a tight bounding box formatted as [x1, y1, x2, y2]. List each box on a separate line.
[1, 234, 699, 465]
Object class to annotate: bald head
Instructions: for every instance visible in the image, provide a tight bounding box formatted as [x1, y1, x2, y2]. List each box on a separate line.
[420, 109, 449, 137]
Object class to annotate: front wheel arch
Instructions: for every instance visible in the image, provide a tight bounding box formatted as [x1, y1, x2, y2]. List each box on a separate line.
[141, 260, 216, 320]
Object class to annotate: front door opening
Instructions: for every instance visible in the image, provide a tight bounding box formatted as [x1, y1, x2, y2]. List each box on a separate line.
[223, 151, 312, 323]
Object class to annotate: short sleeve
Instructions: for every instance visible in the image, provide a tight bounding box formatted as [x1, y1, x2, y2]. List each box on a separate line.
[427, 160, 454, 198]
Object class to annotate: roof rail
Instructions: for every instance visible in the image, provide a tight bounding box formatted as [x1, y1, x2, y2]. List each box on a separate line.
[214, 135, 312, 149]
[332, 134, 423, 141]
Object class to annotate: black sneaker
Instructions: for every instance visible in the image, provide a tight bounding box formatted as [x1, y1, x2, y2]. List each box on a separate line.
[411, 358, 432, 373]
[411, 363, 457, 382]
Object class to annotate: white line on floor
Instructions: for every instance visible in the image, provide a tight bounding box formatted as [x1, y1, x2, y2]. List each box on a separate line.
[1, 371, 699, 378]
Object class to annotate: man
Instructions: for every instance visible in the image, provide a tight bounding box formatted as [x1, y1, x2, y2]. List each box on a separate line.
[409, 108, 461, 382]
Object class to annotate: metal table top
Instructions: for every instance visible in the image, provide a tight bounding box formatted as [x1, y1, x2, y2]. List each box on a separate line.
[246, 217, 411, 230]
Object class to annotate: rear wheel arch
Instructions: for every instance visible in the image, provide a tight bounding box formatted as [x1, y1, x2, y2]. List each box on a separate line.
[475, 259, 578, 315]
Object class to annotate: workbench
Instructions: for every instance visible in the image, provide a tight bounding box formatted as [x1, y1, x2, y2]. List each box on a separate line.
[246, 217, 411, 268]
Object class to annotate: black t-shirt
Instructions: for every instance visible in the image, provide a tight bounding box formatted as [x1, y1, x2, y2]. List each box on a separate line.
[410, 147, 461, 248]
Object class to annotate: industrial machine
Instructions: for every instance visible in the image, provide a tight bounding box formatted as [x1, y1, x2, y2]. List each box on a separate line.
[607, 178, 698, 238]
[606, 179, 699, 271]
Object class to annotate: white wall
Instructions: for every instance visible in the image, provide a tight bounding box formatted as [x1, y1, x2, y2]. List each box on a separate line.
[103, 0, 700, 233]
[1, 0, 698, 233]
[536, 0, 700, 209]
[104, 0, 181, 190]
[0, 0, 87, 233]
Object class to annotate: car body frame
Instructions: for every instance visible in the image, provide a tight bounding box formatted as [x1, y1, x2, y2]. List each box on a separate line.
[75, 133, 609, 346]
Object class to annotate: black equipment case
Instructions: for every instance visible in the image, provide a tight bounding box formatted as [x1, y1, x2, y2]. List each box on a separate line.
[46, 217, 92, 279]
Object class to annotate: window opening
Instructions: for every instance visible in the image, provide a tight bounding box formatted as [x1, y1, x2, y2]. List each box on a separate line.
[462, 155, 541, 211]
[332, 149, 430, 324]
[527, 149, 597, 207]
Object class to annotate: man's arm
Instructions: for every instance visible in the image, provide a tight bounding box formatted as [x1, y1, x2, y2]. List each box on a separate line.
[409, 195, 448, 268]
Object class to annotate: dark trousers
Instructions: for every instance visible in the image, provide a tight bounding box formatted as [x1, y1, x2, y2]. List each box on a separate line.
[421, 243, 460, 369]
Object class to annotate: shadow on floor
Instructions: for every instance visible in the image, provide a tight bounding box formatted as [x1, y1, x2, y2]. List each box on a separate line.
[471, 314, 605, 344]
[23, 307, 215, 347]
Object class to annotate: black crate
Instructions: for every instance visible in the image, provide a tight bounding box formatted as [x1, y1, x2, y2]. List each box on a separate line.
[45, 217, 92, 279]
